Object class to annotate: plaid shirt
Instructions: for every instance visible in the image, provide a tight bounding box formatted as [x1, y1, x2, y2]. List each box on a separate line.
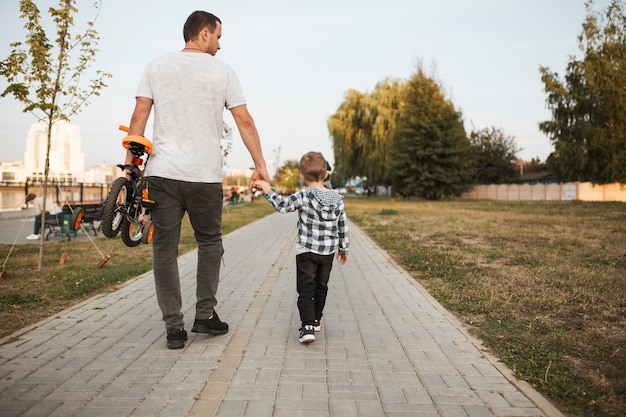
[264, 187, 349, 255]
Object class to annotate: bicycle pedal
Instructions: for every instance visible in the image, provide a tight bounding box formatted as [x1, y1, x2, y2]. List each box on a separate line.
[141, 198, 156, 208]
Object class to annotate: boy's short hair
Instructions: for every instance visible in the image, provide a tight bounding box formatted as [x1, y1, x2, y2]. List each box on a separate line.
[300, 152, 328, 183]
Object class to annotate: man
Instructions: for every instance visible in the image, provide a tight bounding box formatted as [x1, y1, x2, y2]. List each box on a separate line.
[25, 193, 61, 240]
[126, 11, 269, 349]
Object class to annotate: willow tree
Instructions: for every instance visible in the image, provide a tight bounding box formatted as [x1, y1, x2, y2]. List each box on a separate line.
[540, 0, 626, 183]
[328, 78, 404, 185]
[391, 67, 473, 200]
[0, 0, 111, 271]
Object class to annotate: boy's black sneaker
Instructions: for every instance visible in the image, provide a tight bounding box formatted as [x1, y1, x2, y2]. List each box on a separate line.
[299, 325, 316, 343]
[191, 312, 229, 335]
[313, 319, 321, 332]
[166, 329, 187, 349]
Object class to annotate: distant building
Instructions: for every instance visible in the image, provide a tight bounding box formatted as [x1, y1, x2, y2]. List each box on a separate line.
[84, 164, 124, 185]
[0, 160, 24, 183]
[0, 120, 107, 185]
[23, 119, 85, 183]
[515, 160, 555, 184]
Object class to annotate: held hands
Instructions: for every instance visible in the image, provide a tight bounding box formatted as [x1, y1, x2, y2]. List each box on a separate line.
[248, 167, 271, 192]
[252, 179, 271, 194]
[336, 252, 348, 265]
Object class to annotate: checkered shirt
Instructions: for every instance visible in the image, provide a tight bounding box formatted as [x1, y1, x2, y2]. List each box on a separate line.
[264, 187, 349, 256]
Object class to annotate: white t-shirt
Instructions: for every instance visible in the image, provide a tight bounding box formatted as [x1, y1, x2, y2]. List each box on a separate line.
[33, 197, 61, 215]
[136, 52, 246, 182]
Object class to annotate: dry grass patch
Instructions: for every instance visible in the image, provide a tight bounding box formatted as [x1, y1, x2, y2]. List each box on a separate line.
[346, 197, 625, 417]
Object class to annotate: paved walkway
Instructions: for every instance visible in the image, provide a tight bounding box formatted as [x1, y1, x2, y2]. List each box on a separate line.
[0, 213, 564, 417]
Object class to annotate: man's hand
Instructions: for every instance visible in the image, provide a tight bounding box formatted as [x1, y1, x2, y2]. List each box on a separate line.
[249, 167, 270, 191]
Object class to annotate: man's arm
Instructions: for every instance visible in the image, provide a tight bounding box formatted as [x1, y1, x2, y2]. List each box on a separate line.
[125, 96, 153, 165]
[230, 105, 270, 187]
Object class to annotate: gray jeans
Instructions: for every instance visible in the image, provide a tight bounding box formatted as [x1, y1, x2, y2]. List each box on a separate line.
[148, 177, 224, 331]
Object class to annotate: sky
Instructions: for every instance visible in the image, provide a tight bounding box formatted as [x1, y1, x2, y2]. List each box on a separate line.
[0, 0, 611, 172]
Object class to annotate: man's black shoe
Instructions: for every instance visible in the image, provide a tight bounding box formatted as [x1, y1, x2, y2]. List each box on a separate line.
[166, 329, 187, 349]
[191, 312, 229, 335]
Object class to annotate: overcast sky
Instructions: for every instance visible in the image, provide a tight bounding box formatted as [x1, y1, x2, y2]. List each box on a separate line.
[0, 0, 609, 171]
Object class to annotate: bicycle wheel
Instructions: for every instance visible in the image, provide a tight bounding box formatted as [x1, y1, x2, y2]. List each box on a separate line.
[120, 218, 143, 247]
[69, 208, 84, 231]
[101, 177, 130, 238]
[141, 219, 154, 244]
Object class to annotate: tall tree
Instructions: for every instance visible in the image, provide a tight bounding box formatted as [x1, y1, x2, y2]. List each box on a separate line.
[327, 78, 403, 185]
[469, 127, 520, 184]
[391, 67, 474, 200]
[0, 0, 111, 271]
[540, 0, 626, 183]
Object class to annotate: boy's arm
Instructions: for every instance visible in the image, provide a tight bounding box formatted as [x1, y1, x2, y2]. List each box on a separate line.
[337, 202, 349, 256]
[263, 188, 302, 213]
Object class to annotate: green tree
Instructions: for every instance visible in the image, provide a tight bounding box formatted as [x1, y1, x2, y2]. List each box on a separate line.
[273, 160, 300, 194]
[328, 78, 404, 185]
[469, 127, 520, 184]
[0, 0, 111, 271]
[539, 0, 626, 183]
[391, 67, 474, 200]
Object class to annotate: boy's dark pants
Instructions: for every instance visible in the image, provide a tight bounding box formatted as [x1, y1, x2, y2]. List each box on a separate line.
[296, 252, 334, 325]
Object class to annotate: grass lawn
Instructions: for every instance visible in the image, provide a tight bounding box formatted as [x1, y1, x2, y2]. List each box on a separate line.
[345, 197, 625, 417]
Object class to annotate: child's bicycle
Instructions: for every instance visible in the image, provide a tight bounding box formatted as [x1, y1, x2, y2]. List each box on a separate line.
[70, 125, 156, 247]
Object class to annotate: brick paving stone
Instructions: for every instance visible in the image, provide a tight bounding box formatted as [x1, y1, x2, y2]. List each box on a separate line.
[0, 213, 563, 417]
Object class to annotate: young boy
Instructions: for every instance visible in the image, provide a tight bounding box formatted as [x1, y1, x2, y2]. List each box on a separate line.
[254, 152, 349, 343]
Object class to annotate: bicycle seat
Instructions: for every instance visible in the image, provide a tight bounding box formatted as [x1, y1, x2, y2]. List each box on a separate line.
[122, 135, 153, 155]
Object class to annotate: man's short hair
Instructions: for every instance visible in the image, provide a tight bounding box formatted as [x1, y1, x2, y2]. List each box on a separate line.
[300, 152, 327, 183]
[183, 11, 221, 42]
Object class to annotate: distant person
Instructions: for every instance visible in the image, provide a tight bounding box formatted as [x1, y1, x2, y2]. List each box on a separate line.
[126, 11, 270, 349]
[25, 193, 61, 240]
[229, 186, 239, 204]
[254, 152, 349, 343]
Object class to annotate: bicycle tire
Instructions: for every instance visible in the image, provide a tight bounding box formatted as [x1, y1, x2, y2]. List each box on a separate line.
[101, 177, 130, 238]
[69, 208, 84, 231]
[120, 218, 143, 247]
[141, 219, 154, 244]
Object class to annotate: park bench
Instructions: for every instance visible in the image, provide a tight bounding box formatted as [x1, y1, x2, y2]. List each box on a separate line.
[42, 203, 103, 241]
[63, 203, 102, 236]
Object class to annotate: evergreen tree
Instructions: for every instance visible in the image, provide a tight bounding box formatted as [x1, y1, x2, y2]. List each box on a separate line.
[391, 68, 474, 200]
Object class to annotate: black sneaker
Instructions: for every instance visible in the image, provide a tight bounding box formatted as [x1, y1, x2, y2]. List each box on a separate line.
[191, 312, 229, 335]
[313, 319, 321, 332]
[166, 329, 187, 349]
[299, 325, 315, 343]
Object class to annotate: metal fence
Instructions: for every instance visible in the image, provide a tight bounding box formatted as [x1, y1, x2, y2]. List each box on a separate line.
[0, 183, 107, 216]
